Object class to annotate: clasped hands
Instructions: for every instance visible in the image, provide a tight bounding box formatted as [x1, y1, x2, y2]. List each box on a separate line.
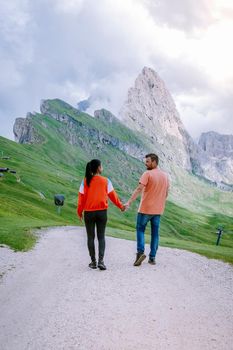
[121, 201, 130, 212]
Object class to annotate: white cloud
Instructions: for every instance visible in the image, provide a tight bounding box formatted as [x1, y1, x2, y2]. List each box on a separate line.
[0, 59, 23, 89]
[142, 0, 214, 31]
[0, 0, 232, 140]
[53, 0, 85, 14]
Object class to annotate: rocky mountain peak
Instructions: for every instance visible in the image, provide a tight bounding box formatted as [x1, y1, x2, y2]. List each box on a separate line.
[199, 131, 233, 158]
[122, 66, 184, 139]
[119, 66, 195, 170]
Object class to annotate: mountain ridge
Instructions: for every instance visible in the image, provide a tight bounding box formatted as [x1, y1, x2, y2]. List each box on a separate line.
[12, 98, 233, 210]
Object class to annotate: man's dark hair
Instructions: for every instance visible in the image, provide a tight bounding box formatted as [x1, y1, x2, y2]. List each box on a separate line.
[85, 159, 101, 186]
[145, 153, 159, 165]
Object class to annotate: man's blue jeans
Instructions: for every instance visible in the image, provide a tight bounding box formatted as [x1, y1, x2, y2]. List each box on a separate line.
[136, 213, 161, 258]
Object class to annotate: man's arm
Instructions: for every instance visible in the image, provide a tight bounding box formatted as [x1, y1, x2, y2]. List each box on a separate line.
[125, 183, 145, 207]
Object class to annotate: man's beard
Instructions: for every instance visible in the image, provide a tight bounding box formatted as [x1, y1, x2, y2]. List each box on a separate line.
[146, 165, 152, 170]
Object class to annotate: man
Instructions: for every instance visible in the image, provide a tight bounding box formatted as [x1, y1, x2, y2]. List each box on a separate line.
[125, 153, 169, 266]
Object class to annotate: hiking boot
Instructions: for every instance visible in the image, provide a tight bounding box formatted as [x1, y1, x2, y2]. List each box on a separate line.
[98, 259, 107, 270]
[134, 252, 146, 266]
[148, 258, 156, 265]
[89, 260, 97, 269]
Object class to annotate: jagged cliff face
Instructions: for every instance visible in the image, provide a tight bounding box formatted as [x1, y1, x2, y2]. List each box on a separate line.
[94, 109, 117, 123]
[13, 113, 43, 144]
[198, 132, 233, 186]
[119, 67, 196, 170]
[199, 131, 233, 158]
[119, 67, 233, 187]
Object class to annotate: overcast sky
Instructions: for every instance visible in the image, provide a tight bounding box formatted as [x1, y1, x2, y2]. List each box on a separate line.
[0, 0, 233, 140]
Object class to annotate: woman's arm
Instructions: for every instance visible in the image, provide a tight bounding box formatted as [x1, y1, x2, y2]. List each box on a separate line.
[77, 180, 85, 219]
[107, 178, 124, 210]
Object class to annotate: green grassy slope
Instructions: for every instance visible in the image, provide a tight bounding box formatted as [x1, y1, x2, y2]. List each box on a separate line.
[0, 100, 232, 263]
[44, 99, 233, 217]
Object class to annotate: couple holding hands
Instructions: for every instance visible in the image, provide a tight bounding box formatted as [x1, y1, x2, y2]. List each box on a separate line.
[77, 153, 169, 270]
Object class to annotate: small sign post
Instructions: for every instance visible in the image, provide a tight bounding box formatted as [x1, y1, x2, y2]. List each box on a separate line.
[54, 194, 65, 215]
[216, 226, 223, 246]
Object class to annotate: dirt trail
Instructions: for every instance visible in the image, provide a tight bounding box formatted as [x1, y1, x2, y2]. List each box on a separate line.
[0, 226, 232, 350]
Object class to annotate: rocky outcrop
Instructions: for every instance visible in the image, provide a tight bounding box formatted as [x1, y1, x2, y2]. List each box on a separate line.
[119, 67, 196, 171]
[15, 99, 147, 161]
[13, 113, 43, 144]
[53, 105, 147, 160]
[94, 109, 117, 123]
[40, 99, 81, 123]
[199, 132, 233, 158]
[197, 132, 233, 185]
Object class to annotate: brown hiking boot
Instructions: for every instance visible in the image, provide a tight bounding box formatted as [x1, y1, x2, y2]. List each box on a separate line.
[134, 253, 146, 266]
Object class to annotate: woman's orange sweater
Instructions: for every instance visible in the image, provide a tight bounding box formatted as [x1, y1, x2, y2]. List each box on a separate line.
[77, 175, 123, 217]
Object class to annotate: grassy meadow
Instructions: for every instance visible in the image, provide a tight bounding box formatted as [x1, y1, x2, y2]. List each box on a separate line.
[0, 100, 232, 263]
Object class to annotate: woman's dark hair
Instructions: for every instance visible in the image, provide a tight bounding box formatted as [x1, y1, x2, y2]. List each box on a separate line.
[85, 159, 101, 186]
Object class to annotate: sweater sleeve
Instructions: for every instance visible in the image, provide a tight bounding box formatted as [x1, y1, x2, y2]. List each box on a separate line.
[77, 180, 85, 217]
[107, 179, 124, 210]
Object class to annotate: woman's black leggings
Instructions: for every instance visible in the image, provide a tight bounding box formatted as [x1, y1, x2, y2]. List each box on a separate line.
[84, 210, 107, 261]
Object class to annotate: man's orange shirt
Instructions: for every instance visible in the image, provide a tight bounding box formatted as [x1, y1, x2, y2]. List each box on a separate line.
[77, 175, 123, 216]
[138, 168, 169, 215]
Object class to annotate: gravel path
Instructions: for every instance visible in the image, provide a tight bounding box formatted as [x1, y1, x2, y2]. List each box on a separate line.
[0, 226, 233, 350]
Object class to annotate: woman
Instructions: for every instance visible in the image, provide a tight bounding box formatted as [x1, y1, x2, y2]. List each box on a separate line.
[77, 159, 124, 270]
